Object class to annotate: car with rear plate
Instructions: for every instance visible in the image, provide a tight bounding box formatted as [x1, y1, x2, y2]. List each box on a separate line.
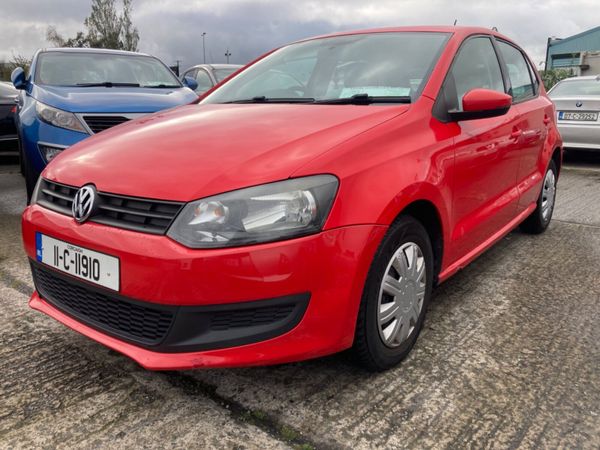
[549, 75, 600, 151]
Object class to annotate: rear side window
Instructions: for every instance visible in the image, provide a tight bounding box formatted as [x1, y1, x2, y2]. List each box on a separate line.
[497, 41, 535, 102]
[446, 37, 505, 111]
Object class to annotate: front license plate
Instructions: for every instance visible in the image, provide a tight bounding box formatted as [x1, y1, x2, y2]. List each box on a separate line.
[558, 111, 599, 121]
[36, 233, 120, 291]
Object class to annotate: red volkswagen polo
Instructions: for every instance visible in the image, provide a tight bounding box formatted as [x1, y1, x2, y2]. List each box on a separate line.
[22, 27, 562, 371]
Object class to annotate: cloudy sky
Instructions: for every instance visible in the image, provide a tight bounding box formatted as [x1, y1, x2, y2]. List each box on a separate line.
[1, 0, 599, 71]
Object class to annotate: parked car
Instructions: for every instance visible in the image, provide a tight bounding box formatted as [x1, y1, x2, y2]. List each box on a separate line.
[180, 64, 242, 94]
[0, 81, 18, 155]
[548, 75, 600, 151]
[23, 27, 562, 371]
[11, 48, 199, 200]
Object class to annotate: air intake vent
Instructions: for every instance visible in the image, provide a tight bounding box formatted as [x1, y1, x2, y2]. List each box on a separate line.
[83, 115, 130, 133]
[32, 263, 174, 346]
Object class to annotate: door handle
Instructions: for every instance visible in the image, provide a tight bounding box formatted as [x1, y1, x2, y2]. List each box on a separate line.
[543, 115, 551, 125]
[510, 129, 523, 140]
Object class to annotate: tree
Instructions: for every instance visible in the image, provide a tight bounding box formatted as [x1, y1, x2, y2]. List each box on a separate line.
[540, 68, 574, 91]
[46, 0, 139, 51]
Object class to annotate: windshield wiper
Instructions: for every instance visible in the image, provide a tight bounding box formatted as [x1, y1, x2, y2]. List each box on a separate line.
[143, 84, 181, 88]
[76, 82, 141, 87]
[314, 93, 412, 105]
[223, 96, 316, 104]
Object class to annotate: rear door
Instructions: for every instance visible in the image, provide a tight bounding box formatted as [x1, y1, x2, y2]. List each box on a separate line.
[444, 36, 523, 261]
[495, 40, 553, 211]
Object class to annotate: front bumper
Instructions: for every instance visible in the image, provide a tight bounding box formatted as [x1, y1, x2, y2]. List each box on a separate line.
[23, 204, 386, 369]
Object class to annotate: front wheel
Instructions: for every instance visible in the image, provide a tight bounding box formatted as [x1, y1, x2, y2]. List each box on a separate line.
[520, 160, 557, 234]
[353, 216, 434, 371]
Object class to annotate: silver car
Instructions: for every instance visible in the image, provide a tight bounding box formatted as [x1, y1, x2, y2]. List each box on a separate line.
[180, 64, 242, 94]
[549, 75, 600, 151]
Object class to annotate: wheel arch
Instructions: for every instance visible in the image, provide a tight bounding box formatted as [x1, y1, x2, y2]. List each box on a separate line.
[551, 147, 562, 176]
[396, 199, 445, 284]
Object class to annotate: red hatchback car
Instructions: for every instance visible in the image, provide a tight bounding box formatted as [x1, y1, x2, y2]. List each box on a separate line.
[22, 27, 562, 371]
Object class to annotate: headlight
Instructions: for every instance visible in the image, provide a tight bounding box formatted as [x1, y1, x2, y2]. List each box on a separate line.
[35, 101, 87, 133]
[167, 175, 339, 248]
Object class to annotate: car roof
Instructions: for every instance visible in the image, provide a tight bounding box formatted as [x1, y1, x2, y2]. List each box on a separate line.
[39, 47, 151, 57]
[293, 25, 515, 45]
[185, 64, 243, 71]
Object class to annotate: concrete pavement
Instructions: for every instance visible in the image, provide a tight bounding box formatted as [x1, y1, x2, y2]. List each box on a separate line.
[0, 156, 599, 449]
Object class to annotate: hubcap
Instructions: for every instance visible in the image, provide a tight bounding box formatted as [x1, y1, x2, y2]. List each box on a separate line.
[377, 242, 426, 348]
[541, 169, 556, 221]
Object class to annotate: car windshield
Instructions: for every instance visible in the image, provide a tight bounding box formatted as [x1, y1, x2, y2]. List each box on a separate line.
[202, 32, 450, 104]
[550, 79, 600, 97]
[35, 51, 182, 88]
[214, 68, 239, 82]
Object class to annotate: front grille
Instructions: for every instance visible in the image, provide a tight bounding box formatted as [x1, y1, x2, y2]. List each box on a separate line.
[83, 115, 130, 133]
[32, 264, 174, 345]
[210, 305, 296, 331]
[37, 179, 184, 235]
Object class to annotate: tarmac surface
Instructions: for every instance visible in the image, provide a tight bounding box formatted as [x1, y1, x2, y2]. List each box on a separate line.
[0, 152, 599, 449]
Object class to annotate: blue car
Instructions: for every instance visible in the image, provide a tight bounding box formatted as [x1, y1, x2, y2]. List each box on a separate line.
[11, 48, 199, 199]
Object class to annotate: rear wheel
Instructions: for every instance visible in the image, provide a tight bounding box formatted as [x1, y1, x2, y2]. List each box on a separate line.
[520, 160, 557, 234]
[353, 216, 434, 371]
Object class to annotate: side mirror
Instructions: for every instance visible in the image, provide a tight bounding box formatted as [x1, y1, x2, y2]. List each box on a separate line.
[449, 88, 512, 121]
[11, 67, 27, 90]
[182, 76, 198, 91]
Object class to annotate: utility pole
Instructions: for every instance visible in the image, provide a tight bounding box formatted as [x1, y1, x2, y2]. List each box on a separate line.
[225, 48, 231, 64]
[202, 32, 207, 64]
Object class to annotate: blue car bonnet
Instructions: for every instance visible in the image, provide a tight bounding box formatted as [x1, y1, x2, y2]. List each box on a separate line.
[32, 85, 198, 113]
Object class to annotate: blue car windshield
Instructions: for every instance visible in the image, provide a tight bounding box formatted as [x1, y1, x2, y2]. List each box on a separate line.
[202, 32, 450, 104]
[35, 52, 182, 88]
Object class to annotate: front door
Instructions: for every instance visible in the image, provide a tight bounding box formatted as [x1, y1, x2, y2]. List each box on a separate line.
[444, 36, 523, 261]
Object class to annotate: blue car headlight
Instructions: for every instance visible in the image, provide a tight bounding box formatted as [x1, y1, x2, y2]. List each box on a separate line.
[35, 101, 88, 133]
[167, 175, 339, 248]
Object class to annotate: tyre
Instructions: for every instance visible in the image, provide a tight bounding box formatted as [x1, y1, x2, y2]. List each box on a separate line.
[353, 215, 434, 371]
[18, 134, 25, 175]
[22, 148, 40, 204]
[520, 160, 557, 234]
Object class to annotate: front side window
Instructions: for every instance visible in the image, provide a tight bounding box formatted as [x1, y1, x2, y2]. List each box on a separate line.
[497, 41, 535, 102]
[35, 52, 182, 88]
[183, 69, 198, 80]
[195, 69, 214, 91]
[202, 32, 450, 104]
[445, 37, 505, 111]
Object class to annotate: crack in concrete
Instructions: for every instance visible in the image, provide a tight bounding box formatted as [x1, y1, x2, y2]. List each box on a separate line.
[552, 219, 600, 229]
[160, 372, 334, 450]
[0, 267, 33, 297]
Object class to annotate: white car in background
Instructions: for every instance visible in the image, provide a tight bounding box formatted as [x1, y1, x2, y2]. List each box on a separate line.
[549, 75, 600, 151]
[180, 64, 242, 94]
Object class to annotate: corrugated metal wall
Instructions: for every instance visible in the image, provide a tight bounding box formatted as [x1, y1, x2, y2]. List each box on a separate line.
[547, 26, 600, 70]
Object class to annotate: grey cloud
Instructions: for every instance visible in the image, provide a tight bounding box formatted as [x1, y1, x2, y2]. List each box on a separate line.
[1, 0, 599, 70]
